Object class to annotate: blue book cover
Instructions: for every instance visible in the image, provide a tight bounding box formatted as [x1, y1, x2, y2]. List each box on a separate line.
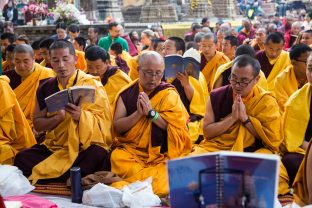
[164, 55, 200, 80]
[167, 151, 279, 208]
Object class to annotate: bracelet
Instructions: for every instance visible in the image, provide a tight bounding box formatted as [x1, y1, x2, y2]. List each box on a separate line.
[151, 111, 159, 122]
[242, 117, 251, 126]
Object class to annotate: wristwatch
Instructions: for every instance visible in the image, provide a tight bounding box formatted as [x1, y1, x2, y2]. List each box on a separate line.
[146, 109, 156, 119]
[242, 117, 251, 126]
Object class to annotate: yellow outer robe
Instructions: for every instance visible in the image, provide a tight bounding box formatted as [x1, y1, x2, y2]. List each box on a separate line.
[293, 140, 312, 206]
[104, 69, 131, 107]
[2, 61, 8, 72]
[192, 85, 282, 154]
[13, 63, 55, 127]
[28, 71, 113, 184]
[282, 83, 311, 155]
[266, 50, 291, 91]
[212, 61, 268, 90]
[201, 51, 230, 93]
[274, 65, 301, 113]
[0, 76, 36, 164]
[110, 80, 192, 196]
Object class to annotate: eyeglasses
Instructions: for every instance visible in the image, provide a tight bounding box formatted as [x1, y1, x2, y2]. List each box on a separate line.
[228, 75, 255, 87]
[141, 70, 164, 78]
[295, 59, 307, 64]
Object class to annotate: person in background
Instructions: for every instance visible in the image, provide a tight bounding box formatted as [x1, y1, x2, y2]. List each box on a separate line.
[2, 0, 18, 25]
[129, 30, 140, 53]
[140, 29, 157, 51]
[52, 22, 69, 40]
[237, 19, 256, 45]
[87, 26, 99, 45]
[250, 27, 266, 52]
[2, 44, 16, 72]
[118, 24, 138, 57]
[73, 36, 86, 52]
[109, 42, 130, 74]
[284, 21, 302, 50]
[1, 32, 16, 59]
[184, 23, 202, 42]
[151, 38, 165, 56]
[301, 30, 312, 46]
[68, 24, 80, 43]
[98, 22, 129, 53]
[31, 37, 45, 63]
[15, 35, 29, 45]
[222, 35, 238, 60]
[303, 11, 312, 30]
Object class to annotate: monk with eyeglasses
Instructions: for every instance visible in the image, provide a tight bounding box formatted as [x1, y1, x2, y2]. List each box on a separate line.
[110, 51, 192, 197]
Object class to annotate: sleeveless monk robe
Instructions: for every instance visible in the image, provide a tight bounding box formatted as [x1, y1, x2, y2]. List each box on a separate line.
[169, 72, 208, 143]
[213, 61, 268, 90]
[0, 76, 36, 165]
[256, 50, 291, 91]
[200, 51, 230, 92]
[293, 140, 312, 206]
[14, 70, 113, 184]
[110, 80, 192, 197]
[281, 83, 312, 190]
[100, 66, 131, 107]
[274, 65, 306, 112]
[3, 63, 55, 127]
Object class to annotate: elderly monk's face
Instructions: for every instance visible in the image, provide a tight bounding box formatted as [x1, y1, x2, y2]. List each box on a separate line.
[86, 59, 108, 78]
[230, 64, 259, 98]
[138, 58, 164, 93]
[264, 40, 284, 60]
[13, 52, 35, 77]
[50, 48, 77, 79]
[201, 38, 217, 59]
[307, 57, 312, 85]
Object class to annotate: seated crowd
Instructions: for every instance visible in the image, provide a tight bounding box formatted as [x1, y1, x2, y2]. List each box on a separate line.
[1, 16, 312, 205]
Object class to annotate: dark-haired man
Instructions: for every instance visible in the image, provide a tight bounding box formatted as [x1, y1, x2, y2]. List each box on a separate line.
[256, 32, 291, 90]
[162, 36, 208, 143]
[300, 30, 312, 46]
[98, 22, 129, 52]
[85, 45, 131, 107]
[73, 36, 86, 52]
[192, 55, 282, 155]
[222, 35, 238, 60]
[14, 40, 113, 184]
[1, 32, 16, 57]
[274, 44, 312, 112]
[87, 27, 99, 45]
[2, 44, 16, 72]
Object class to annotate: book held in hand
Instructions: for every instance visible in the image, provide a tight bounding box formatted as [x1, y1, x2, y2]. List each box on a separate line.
[44, 86, 95, 113]
[164, 48, 201, 80]
[167, 151, 280, 208]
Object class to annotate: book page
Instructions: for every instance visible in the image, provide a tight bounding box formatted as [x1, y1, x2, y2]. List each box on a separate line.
[69, 86, 95, 106]
[164, 55, 184, 80]
[44, 89, 69, 113]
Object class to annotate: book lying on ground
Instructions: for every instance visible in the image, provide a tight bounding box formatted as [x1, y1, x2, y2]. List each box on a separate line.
[164, 48, 201, 80]
[44, 86, 95, 113]
[168, 151, 280, 208]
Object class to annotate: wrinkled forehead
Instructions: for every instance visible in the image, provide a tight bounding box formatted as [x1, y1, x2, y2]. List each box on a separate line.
[140, 56, 164, 70]
[231, 63, 254, 78]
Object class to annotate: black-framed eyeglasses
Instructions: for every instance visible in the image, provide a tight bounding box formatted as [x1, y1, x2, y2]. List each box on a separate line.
[228, 75, 255, 87]
[141, 70, 164, 78]
[295, 59, 307, 64]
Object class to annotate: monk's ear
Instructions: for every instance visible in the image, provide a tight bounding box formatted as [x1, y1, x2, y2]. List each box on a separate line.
[254, 75, 260, 83]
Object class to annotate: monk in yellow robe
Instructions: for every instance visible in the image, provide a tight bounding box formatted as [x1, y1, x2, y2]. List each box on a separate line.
[109, 43, 131, 74]
[14, 40, 113, 184]
[192, 55, 288, 195]
[250, 28, 266, 53]
[282, 62, 312, 202]
[274, 44, 311, 112]
[200, 33, 230, 92]
[111, 51, 192, 197]
[3, 44, 55, 128]
[0, 76, 36, 164]
[85, 45, 131, 107]
[221, 35, 238, 61]
[213, 44, 268, 90]
[255, 32, 291, 91]
[2, 44, 16, 72]
[162, 37, 208, 143]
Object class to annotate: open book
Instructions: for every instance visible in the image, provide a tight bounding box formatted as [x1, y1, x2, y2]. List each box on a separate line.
[164, 48, 201, 80]
[44, 86, 95, 113]
[168, 151, 280, 208]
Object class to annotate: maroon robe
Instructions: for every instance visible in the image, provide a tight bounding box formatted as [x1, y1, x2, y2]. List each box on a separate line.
[256, 50, 274, 78]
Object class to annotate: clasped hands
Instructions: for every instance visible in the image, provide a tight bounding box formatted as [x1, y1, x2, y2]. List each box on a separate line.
[231, 94, 248, 123]
[137, 92, 152, 117]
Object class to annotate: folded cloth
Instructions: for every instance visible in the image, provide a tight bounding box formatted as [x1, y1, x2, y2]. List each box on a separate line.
[67, 171, 122, 189]
[4, 194, 58, 208]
